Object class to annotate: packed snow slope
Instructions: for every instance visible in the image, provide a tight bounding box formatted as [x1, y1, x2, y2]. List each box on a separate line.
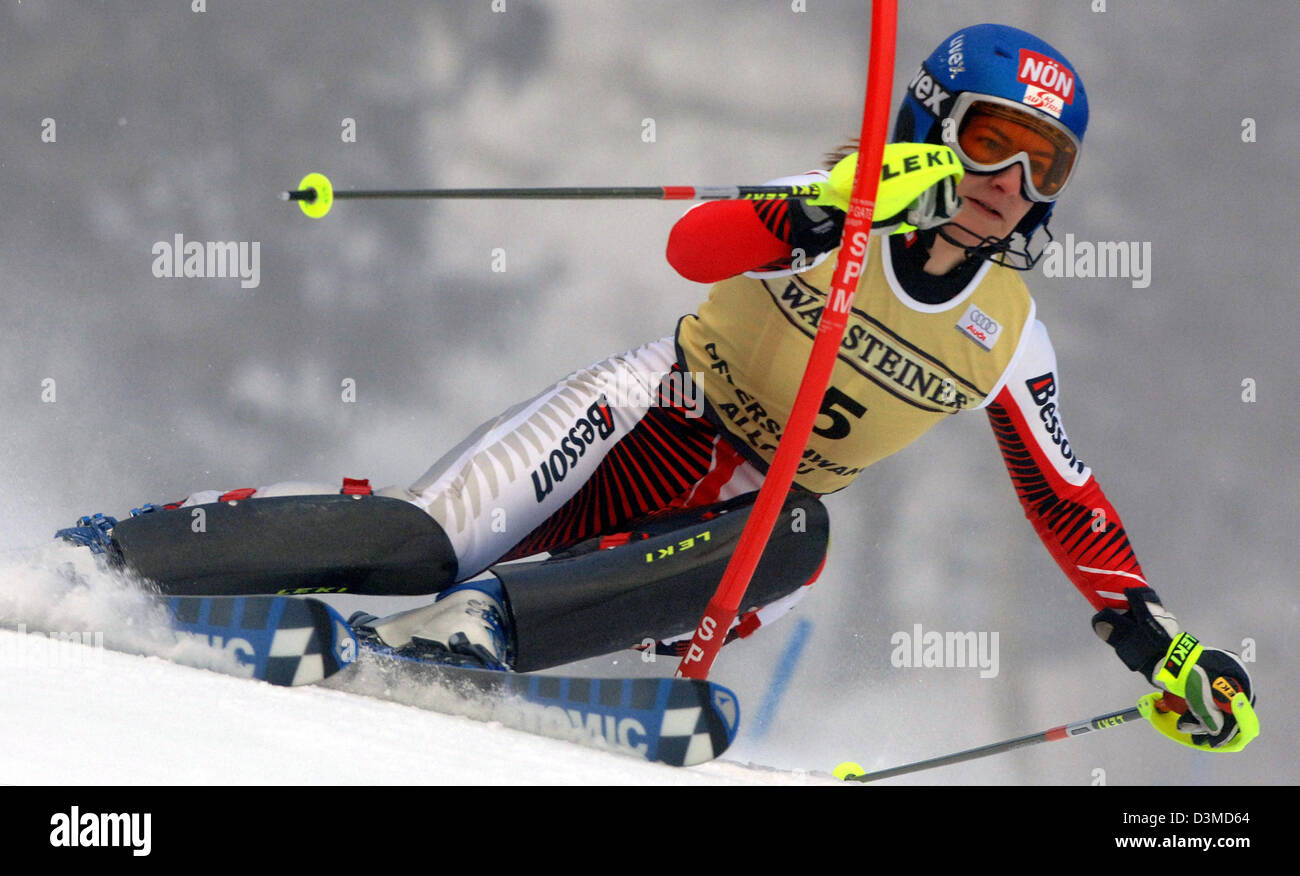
[1, 629, 841, 786]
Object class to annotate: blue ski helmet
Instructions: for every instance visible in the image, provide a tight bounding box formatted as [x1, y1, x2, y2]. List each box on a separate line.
[893, 23, 1089, 239]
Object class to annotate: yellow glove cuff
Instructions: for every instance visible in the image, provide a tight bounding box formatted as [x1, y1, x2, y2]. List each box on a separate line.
[808, 143, 964, 222]
[1153, 632, 1203, 696]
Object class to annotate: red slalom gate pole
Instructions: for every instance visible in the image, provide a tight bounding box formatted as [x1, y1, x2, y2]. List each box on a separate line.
[676, 0, 898, 680]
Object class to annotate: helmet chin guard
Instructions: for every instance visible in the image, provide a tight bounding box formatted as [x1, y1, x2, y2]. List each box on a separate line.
[932, 210, 1055, 272]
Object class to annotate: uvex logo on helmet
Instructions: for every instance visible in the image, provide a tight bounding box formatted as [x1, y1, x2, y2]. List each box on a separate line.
[1017, 49, 1076, 118]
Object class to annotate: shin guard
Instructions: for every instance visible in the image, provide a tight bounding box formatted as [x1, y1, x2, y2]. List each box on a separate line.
[492, 491, 828, 672]
[108, 494, 458, 595]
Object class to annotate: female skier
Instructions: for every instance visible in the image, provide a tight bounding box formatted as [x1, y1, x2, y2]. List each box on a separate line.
[63, 23, 1255, 751]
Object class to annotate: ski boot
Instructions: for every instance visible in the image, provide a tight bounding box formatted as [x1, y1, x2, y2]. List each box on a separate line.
[349, 579, 515, 671]
[54, 503, 166, 562]
[55, 513, 119, 555]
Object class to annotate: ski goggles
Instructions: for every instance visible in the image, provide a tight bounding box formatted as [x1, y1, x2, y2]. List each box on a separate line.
[949, 92, 1081, 202]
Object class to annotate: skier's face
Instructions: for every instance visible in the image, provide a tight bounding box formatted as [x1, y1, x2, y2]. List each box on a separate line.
[947, 164, 1035, 244]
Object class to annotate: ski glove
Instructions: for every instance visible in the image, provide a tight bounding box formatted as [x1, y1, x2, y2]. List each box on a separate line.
[1092, 587, 1258, 751]
[808, 143, 964, 233]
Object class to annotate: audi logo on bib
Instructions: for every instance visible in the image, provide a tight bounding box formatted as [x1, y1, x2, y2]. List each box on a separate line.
[957, 302, 1001, 351]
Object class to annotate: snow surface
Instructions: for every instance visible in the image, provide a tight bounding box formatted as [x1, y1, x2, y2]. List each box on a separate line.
[0, 546, 838, 786]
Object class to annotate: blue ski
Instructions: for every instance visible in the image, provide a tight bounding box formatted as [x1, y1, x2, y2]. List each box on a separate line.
[351, 640, 740, 767]
[166, 595, 357, 686]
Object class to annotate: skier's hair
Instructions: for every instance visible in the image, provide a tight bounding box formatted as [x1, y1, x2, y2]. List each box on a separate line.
[823, 138, 859, 170]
